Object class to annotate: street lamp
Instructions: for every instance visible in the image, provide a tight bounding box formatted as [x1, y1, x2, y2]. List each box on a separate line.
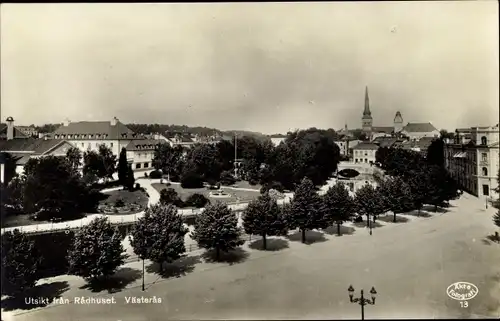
[348, 285, 377, 320]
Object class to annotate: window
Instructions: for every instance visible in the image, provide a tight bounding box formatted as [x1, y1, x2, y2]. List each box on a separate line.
[144, 162, 149, 168]
[482, 167, 488, 176]
[364, 152, 368, 156]
[481, 136, 487, 145]
[355, 158, 358, 163]
[365, 158, 368, 163]
[483, 184, 489, 196]
[136, 163, 141, 169]
[481, 153, 487, 162]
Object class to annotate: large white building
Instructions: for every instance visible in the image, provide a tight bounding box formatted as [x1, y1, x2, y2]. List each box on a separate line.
[444, 123, 499, 200]
[352, 142, 379, 164]
[48, 117, 137, 156]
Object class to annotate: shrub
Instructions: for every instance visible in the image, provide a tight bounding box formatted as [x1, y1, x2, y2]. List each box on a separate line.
[185, 193, 210, 208]
[134, 183, 141, 190]
[149, 170, 162, 179]
[248, 178, 259, 186]
[115, 198, 125, 207]
[181, 172, 204, 189]
[144, 172, 148, 178]
[160, 188, 180, 205]
[219, 170, 236, 186]
[166, 182, 171, 187]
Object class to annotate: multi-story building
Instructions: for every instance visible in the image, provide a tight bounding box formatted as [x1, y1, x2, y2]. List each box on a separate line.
[334, 137, 361, 157]
[352, 142, 379, 164]
[444, 124, 499, 199]
[47, 117, 139, 157]
[125, 139, 163, 175]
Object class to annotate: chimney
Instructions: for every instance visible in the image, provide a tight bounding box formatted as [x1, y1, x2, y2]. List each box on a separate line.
[63, 118, 71, 127]
[6, 116, 14, 140]
[111, 117, 118, 126]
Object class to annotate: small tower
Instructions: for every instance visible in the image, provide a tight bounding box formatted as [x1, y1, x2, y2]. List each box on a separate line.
[394, 111, 403, 133]
[361, 86, 373, 133]
[6, 116, 15, 140]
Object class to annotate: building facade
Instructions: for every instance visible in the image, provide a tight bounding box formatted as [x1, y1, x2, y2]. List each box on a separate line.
[444, 124, 499, 199]
[352, 142, 379, 164]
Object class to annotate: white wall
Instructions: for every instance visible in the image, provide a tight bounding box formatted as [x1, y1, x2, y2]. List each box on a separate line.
[353, 149, 377, 164]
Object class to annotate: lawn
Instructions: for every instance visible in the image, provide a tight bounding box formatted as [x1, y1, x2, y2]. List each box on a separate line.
[152, 183, 260, 205]
[97, 189, 149, 215]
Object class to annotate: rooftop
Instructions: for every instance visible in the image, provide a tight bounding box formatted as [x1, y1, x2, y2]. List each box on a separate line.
[402, 122, 438, 133]
[51, 119, 136, 140]
[352, 142, 379, 150]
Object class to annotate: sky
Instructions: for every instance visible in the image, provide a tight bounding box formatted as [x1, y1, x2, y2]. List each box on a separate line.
[1, 2, 498, 134]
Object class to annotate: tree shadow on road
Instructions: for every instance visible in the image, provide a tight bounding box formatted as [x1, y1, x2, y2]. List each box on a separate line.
[249, 238, 289, 251]
[201, 248, 249, 265]
[481, 233, 500, 246]
[146, 255, 201, 278]
[402, 210, 433, 218]
[422, 205, 450, 213]
[1, 281, 69, 311]
[352, 221, 384, 229]
[323, 225, 356, 236]
[377, 215, 410, 223]
[287, 230, 328, 244]
[80, 267, 142, 294]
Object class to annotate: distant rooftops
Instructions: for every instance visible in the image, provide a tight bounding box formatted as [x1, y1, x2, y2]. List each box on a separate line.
[352, 142, 379, 150]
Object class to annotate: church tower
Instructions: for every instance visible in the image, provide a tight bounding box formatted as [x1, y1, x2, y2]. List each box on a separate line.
[361, 86, 373, 132]
[394, 111, 403, 133]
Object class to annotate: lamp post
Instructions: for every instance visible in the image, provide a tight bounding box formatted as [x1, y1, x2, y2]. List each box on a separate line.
[348, 285, 377, 320]
[141, 258, 145, 291]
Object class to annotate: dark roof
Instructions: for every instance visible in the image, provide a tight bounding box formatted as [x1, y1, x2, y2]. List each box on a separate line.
[0, 138, 70, 154]
[371, 126, 394, 134]
[402, 122, 438, 133]
[126, 139, 164, 151]
[352, 142, 379, 150]
[372, 137, 399, 148]
[0, 123, 29, 139]
[51, 120, 135, 140]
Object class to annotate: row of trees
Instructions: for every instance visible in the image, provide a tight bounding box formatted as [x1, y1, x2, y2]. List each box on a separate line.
[152, 128, 342, 191]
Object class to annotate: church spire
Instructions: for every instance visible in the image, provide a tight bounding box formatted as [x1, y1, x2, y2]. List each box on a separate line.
[363, 86, 371, 115]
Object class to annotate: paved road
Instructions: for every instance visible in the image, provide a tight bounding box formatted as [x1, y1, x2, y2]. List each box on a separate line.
[5, 193, 499, 320]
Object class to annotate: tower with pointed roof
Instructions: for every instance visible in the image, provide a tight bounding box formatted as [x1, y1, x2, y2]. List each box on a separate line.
[361, 86, 373, 132]
[394, 111, 404, 133]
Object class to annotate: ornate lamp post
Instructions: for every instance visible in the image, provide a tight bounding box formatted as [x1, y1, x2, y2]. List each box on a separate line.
[348, 285, 377, 320]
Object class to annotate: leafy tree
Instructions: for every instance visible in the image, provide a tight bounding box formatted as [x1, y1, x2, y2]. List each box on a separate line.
[426, 165, 460, 211]
[354, 183, 386, 226]
[83, 151, 104, 181]
[191, 202, 244, 260]
[180, 164, 204, 188]
[1, 230, 42, 296]
[67, 217, 126, 281]
[185, 143, 222, 182]
[270, 128, 341, 190]
[379, 177, 414, 222]
[322, 182, 355, 236]
[152, 143, 184, 180]
[160, 188, 180, 205]
[118, 147, 129, 188]
[439, 129, 455, 140]
[220, 170, 236, 186]
[185, 193, 210, 208]
[426, 138, 445, 168]
[243, 193, 288, 250]
[66, 147, 82, 171]
[215, 139, 236, 171]
[2, 176, 25, 215]
[287, 177, 327, 243]
[98, 144, 117, 180]
[407, 169, 429, 215]
[130, 203, 188, 271]
[23, 156, 89, 220]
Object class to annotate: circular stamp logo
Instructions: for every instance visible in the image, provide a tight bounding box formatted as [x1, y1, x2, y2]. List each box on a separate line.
[446, 282, 479, 301]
